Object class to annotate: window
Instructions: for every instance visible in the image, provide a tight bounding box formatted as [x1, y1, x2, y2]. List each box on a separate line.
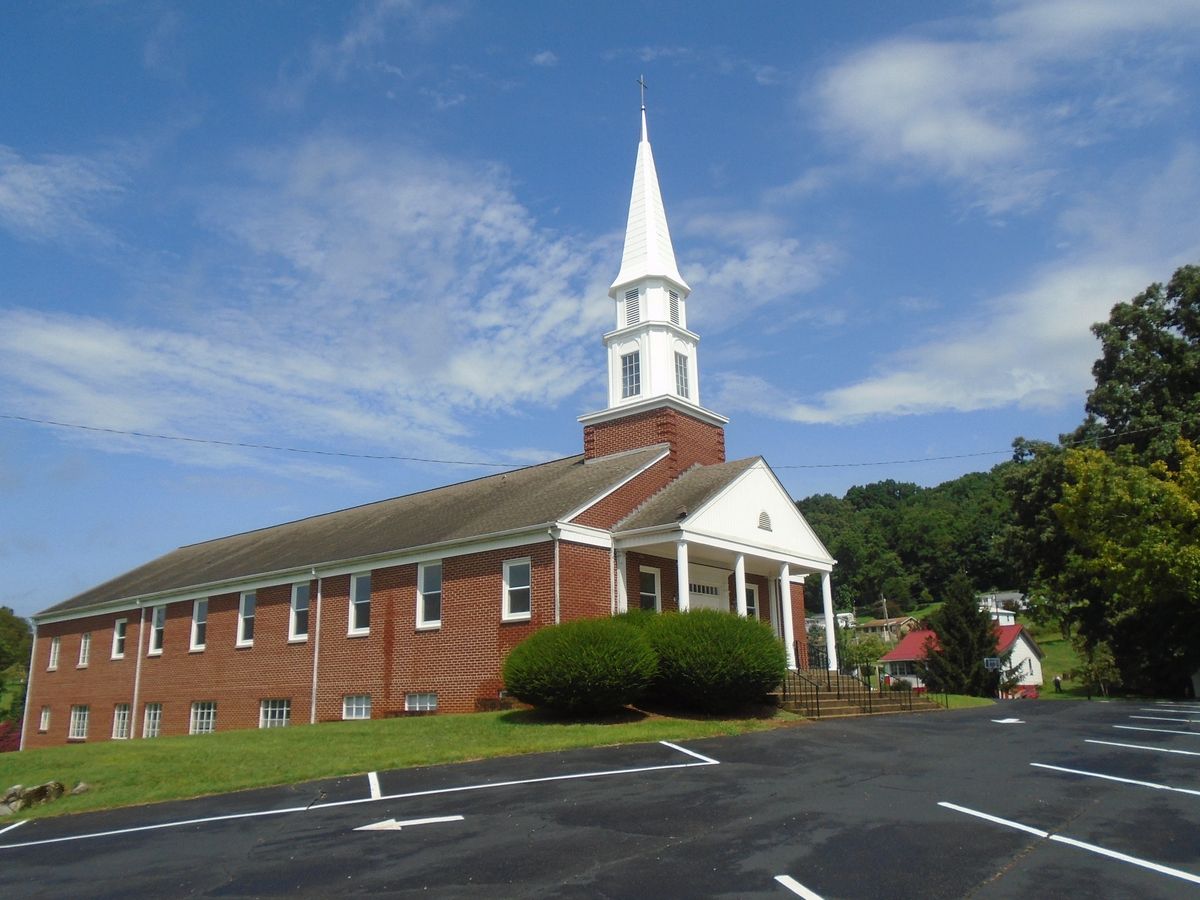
[290, 583, 310, 641]
[149, 605, 166, 654]
[38, 706, 50, 732]
[405, 692, 437, 712]
[260, 699, 291, 729]
[189, 701, 217, 735]
[758, 511, 773, 531]
[349, 573, 371, 635]
[674, 351, 690, 399]
[112, 618, 127, 659]
[343, 694, 372, 720]
[112, 704, 130, 740]
[639, 567, 661, 612]
[143, 703, 162, 738]
[48, 636, 60, 670]
[502, 558, 532, 621]
[620, 351, 641, 398]
[417, 562, 442, 628]
[69, 705, 89, 740]
[238, 592, 256, 647]
[77, 632, 91, 667]
[669, 289, 680, 325]
[191, 599, 208, 651]
[746, 585, 759, 619]
[689, 583, 721, 597]
[624, 288, 640, 325]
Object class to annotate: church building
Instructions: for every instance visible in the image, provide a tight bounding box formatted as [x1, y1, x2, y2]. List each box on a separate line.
[21, 102, 838, 749]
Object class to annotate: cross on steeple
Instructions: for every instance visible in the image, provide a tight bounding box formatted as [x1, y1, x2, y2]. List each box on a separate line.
[637, 74, 648, 110]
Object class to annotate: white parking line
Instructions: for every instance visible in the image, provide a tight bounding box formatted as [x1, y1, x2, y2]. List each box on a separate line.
[1114, 725, 1199, 737]
[660, 741, 719, 765]
[367, 771, 381, 800]
[1129, 715, 1200, 724]
[0, 821, 26, 837]
[1086, 739, 1200, 757]
[0, 741, 718, 851]
[1031, 763, 1200, 797]
[774, 874, 824, 898]
[938, 802, 1200, 886]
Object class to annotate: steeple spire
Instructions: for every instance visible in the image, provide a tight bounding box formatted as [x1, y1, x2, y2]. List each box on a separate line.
[609, 83, 690, 295]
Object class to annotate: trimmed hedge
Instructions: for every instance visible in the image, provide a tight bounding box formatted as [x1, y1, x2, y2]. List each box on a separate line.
[502, 618, 657, 715]
[641, 610, 786, 713]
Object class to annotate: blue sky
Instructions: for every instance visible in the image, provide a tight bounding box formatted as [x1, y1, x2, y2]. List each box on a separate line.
[3, 1, 1200, 619]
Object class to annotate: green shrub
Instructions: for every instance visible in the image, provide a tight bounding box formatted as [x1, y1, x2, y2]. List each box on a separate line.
[642, 610, 786, 713]
[502, 618, 657, 715]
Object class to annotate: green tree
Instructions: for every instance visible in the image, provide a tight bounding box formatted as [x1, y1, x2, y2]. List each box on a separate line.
[1075, 264, 1200, 466]
[1054, 440, 1200, 693]
[918, 573, 1001, 697]
[0, 606, 32, 723]
[1072, 637, 1122, 698]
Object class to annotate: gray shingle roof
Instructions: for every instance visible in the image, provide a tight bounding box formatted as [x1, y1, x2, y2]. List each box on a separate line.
[615, 456, 759, 531]
[39, 446, 666, 618]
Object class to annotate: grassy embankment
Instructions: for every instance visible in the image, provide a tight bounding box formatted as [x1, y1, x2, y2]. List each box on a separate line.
[0, 707, 800, 820]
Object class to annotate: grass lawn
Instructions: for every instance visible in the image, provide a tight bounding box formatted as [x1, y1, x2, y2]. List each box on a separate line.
[1023, 618, 1089, 699]
[0, 707, 801, 820]
[940, 694, 995, 710]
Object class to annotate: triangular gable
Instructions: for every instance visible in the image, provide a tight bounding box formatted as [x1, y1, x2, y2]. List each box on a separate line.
[680, 460, 835, 568]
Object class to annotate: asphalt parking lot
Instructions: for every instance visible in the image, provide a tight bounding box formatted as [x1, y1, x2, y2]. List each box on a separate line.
[2, 700, 1198, 898]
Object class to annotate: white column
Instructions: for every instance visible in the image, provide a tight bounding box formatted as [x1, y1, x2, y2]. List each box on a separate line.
[779, 562, 796, 670]
[616, 551, 629, 614]
[676, 540, 690, 612]
[734, 554, 747, 616]
[822, 571, 838, 671]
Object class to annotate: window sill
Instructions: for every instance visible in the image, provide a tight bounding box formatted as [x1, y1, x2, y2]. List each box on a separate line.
[111, 655, 125, 661]
[147, 650, 163, 657]
[235, 641, 254, 649]
[76, 665, 88, 670]
[288, 636, 309, 644]
[189, 646, 206, 654]
[347, 629, 370, 638]
[501, 614, 532, 624]
[416, 622, 441, 632]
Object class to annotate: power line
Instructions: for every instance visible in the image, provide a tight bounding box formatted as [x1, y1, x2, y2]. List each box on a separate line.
[0, 412, 1170, 472]
[0, 413, 516, 468]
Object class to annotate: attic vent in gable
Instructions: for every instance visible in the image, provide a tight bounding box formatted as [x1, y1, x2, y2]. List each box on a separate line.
[669, 290, 680, 325]
[625, 289, 640, 326]
[758, 511, 772, 531]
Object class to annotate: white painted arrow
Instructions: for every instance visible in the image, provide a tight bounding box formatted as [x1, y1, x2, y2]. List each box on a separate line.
[991, 718, 1024, 724]
[354, 815, 464, 832]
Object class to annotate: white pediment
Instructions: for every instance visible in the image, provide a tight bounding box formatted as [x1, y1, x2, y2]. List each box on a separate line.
[683, 461, 834, 568]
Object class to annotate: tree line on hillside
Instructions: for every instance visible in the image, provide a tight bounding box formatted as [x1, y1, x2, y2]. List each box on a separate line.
[798, 264, 1200, 697]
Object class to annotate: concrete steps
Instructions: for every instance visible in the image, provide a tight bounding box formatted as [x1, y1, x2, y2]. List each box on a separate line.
[775, 671, 943, 719]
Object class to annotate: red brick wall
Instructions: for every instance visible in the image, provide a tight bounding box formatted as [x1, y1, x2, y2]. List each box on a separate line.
[25, 541, 563, 746]
[624, 551, 680, 612]
[791, 582, 809, 668]
[583, 406, 724, 474]
[573, 457, 674, 529]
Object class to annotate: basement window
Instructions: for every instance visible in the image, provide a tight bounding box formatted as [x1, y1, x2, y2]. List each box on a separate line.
[68, 705, 89, 740]
[405, 692, 438, 712]
[190, 701, 217, 735]
[343, 694, 372, 720]
[143, 703, 162, 738]
[260, 698, 291, 729]
[112, 704, 130, 740]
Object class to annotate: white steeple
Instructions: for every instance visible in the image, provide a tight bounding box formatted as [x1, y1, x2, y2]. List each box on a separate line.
[609, 106, 691, 296]
[580, 89, 727, 431]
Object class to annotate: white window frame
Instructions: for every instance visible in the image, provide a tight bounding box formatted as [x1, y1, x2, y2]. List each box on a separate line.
[69, 705, 89, 740]
[405, 692, 437, 712]
[149, 605, 166, 655]
[342, 694, 371, 720]
[111, 618, 127, 659]
[289, 582, 310, 642]
[638, 566, 661, 612]
[112, 703, 131, 740]
[746, 585, 759, 619]
[260, 698, 291, 729]
[674, 351, 690, 399]
[38, 706, 50, 732]
[48, 636, 60, 670]
[190, 599, 208, 651]
[77, 632, 91, 668]
[417, 561, 443, 630]
[620, 351, 641, 399]
[237, 591, 256, 647]
[189, 701, 217, 735]
[143, 702, 162, 738]
[348, 573, 371, 636]
[502, 557, 532, 622]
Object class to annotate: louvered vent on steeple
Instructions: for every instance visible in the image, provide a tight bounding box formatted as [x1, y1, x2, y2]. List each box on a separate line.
[669, 290, 680, 325]
[625, 289, 640, 326]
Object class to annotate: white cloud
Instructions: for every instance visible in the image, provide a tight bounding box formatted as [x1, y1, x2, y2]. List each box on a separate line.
[0, 135, 614, 474]
[813, 0, 1200, 213]
[530, 50, 558, 67]
[0, 146, 121, 242]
